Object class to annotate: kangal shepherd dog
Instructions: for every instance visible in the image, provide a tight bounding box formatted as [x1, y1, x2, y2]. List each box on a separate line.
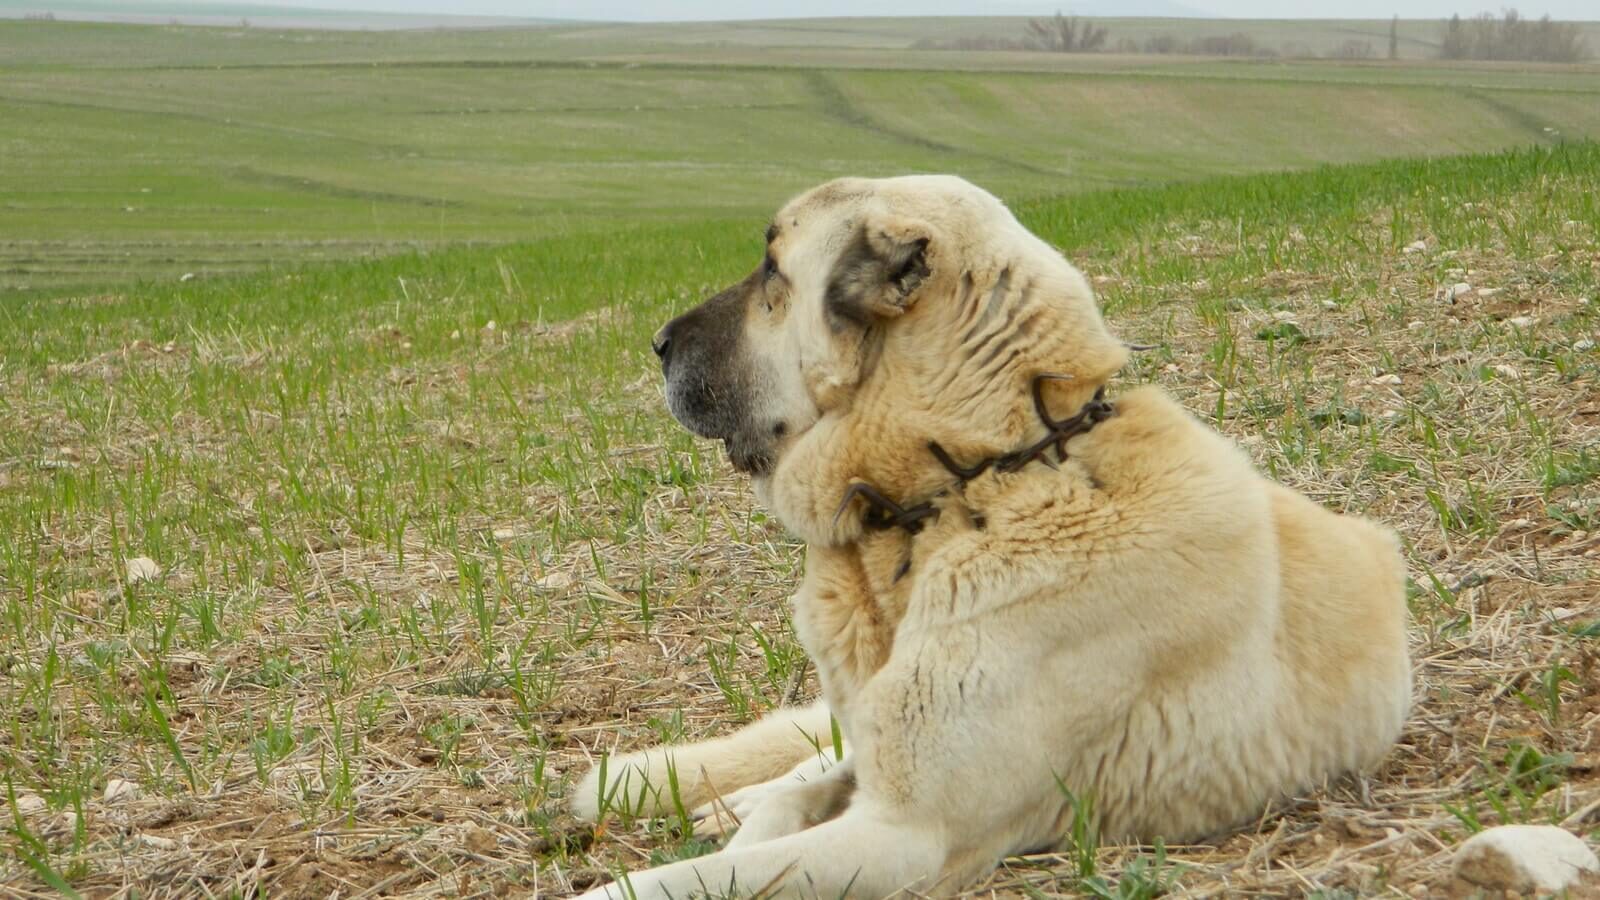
[571, 176, 1412, 899]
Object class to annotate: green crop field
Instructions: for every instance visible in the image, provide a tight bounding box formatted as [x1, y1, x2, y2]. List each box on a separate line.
[5, 19, 1600, 295]
[2, 14, 1598, 899]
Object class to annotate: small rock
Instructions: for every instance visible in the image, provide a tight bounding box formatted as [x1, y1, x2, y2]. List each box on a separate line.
[179, 273, 195, 283]
[483, 320, 497, 332]
[492, 527, 517, 541]
[535, 571, 574, 592]
[1448, 282, 1472, 300]
[125, 557, 162, 584]
[1161, 363, 1180, 374]
[1370, 374, 1403, 386]
[1506, 315, 1535, 328]
[103, 779, 141, 803]
[138, 834, 178, 851]
[1575, 339, 1595, 352]
[1321, 299, 1337, 310]
[14, 793, 46, 815]
[450, 329, 461, 340]
[1451, 824, 1599, 895]
[463, 825, 497, 855]
[1476, 287, 1500, 297]
[1491, 364, 1520, 379]
[1407, 320, 1425, 330]
[1403, 240, 1427, 254]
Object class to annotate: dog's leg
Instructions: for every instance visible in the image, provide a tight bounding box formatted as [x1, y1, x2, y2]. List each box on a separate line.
[571, 700, 834, 823]
[721, 757, 855, 849]
[576, 802, 947, 900]
[692, 745, 849, 838]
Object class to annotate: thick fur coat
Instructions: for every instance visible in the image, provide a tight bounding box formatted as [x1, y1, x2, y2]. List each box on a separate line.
[569, 176, 1412, 899]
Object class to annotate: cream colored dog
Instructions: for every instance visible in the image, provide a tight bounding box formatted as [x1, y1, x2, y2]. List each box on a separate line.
[570, 176, 1411, 899]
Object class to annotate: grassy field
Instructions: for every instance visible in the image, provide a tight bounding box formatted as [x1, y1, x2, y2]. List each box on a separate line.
[4, 19, 1600, 295]
[2, 14, 1599, 900]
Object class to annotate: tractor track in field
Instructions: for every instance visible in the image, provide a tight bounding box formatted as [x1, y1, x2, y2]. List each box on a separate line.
[801, 70, 1066, 180]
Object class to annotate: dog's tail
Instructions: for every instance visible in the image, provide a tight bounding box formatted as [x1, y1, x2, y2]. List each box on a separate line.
[570, 700, 836, 823]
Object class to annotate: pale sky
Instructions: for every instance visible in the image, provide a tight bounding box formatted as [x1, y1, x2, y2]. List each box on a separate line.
[197, 0, 1600, 22]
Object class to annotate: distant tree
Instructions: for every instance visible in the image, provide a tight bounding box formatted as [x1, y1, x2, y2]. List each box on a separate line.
[1439, 9, 1588, 62]
[1330, 39, 1375, 59]
[1389, 15, 1400, 60]
[1138, 31, 1274, 58]
[1143, 34, 1181, 54]
[1193, 32, 1272, 57]
[1442, 14, 1467, 57]
[1023, 11, 1109, 53]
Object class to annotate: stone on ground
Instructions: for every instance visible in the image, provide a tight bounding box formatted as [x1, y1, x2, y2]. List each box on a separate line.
[1450, 824, 1598, 896]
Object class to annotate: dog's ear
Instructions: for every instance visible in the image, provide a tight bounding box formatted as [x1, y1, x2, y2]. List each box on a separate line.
[825, 216, 932, 325]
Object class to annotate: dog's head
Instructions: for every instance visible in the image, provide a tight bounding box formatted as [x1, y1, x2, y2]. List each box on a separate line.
[654, 175, 1127, 539]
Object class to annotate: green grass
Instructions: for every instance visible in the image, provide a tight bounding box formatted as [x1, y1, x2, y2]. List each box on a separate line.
[4, 19, 1600, 294]
[3, 136, 1598, 895]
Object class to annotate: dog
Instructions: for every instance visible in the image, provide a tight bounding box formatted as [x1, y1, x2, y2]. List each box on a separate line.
[570, 175, 1412, 899]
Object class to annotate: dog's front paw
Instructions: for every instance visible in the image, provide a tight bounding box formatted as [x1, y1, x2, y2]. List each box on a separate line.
[571, 750, 669, 823]
[570, 760, 613, 823]
[691, 778, 781, 838]
[692, 760, 855, 848]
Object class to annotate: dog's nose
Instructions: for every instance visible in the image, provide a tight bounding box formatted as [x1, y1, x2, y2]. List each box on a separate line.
[652, 323, 673, 363]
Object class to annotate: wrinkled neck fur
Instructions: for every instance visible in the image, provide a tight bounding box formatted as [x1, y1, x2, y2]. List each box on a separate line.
[878, 261, 1125, 483]
[765, 257, 1127, 546]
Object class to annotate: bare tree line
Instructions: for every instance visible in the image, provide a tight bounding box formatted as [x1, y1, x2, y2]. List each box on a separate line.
[1440, 10, 1588, 62]
[1023, 12, 1108, 52]
[911, 8, 1589, 63]
[910, 11, 1108, 53]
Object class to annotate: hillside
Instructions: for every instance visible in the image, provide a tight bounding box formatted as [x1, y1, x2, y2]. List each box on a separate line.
[4, 18, 1600, 295]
